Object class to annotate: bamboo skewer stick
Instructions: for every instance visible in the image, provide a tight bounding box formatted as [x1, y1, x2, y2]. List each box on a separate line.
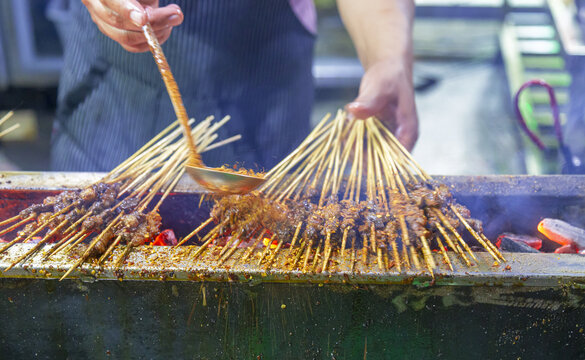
[257, 234, 276, 266]
[321, 232, 332, 272]
[105, 120, 183, 180]
[311, 238, 323, 273]
[434, 222, 469, 266]
[301, 239, 314, 273]
[0, 214, 22, 228]
[433, 209, 477, 263]
[98, 235, 123, 264]
[390, 239, 401, 272]
[265, 239, 284, 269]
[50, 231, 87, 257]
[191, 233, 218, 260]
[450, 206, 501, 262]
[287, 222, 303, 258]
[289, 239, 306, 270]
[218, 236, 245, 266]
[0, 234, 24, 256]
[219, 230, 242, 258]
[0, 216, 34, 240]
[419, 236, 436, 276]
[59, 231, 90, 255]
[4, 219, 70, 271]
[0, 123, 20, 139]
[43, 231, 77, 259]
[481, 233, 506, 262]
[175, 218, 214, 247]
[60, 211, 125, 281]
[340, 228, 349, 258]
[114, 245, 133, 268]
[0, 110, 14, 127]
[435, 235, 454, 271]
[241, 230, 267, 263]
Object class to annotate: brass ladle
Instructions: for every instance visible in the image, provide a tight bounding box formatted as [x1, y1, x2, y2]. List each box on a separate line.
[142, 23, 264, 194]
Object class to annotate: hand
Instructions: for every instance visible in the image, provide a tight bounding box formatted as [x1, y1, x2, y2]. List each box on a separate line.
[346, 58, 419, 152]
[81, 0, 184, 52]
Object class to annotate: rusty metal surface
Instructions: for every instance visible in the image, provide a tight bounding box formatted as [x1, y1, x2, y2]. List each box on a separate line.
[0, 171, 207, 192]
[1, 171, 585, 196]
[1, 243, 585, 288]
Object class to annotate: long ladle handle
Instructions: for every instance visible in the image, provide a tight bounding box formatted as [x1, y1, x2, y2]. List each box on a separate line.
[142, 23, 202, 166]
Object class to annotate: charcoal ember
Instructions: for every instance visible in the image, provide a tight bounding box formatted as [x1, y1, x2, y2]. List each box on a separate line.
[498, 237, 540, 253]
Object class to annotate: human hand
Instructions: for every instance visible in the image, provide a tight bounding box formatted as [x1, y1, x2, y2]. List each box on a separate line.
[81, 0, 184, 52]
[346, 58, 419, 152]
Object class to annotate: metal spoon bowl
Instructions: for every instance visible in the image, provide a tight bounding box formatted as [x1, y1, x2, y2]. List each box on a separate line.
[185, 165, 265, 195]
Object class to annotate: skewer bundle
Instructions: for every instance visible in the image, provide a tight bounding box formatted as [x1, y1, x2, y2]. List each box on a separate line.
[0, 115, 239, 279]
[190, 111, 505, 275]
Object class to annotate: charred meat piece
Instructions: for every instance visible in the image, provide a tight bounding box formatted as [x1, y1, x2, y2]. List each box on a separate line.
[118, 197, 140, 214]
[19, 204, 51, 219]
[322, 202, 341, 235]
[129, 211, 162, 246]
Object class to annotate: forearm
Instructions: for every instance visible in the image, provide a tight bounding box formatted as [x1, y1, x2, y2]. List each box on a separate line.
[336, 0, 414, 72]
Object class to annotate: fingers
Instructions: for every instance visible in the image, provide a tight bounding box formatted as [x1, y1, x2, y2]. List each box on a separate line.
[97, 21, 173, 52]
[395, 114, 418, 152]
[345, 59, 419, 151]
[82, 0, 183, 52]
[147, 5, 183, 28]
[345, 78, 391, 120]
[83, 0, 146, 29]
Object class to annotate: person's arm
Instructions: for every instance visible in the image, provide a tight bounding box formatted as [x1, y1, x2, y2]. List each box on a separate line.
[337, 0, 418, 151]
[81, 0, 184, 52]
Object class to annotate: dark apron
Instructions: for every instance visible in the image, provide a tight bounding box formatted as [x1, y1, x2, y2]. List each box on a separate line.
[49, 0, 315, 172]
